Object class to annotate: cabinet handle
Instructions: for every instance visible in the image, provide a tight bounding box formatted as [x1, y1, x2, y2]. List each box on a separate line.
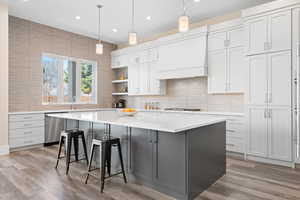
[24, 117, 33, 119]
[226, 129, 235, 133]
[264, 109, 267, 118]
[268, 109, 272, 119]
[264, 42, 269, 51]
[24, 131, 32, 135]
[226, 143, 235, 147]
[24, 124, 32, 126]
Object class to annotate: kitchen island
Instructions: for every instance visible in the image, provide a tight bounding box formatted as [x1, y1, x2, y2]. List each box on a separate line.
[48, 110, 226, 200]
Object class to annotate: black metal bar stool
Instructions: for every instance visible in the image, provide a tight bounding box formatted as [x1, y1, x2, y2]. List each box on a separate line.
[85, 125, 127, 193]
[55, 129, 89, 175]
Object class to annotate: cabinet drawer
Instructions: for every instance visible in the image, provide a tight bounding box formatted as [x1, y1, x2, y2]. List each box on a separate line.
[9, 114, 45, 122]
[9, 134, 44, 148]
[226, 123, 244, 138]
[226, 137, 244, 153]
[9, 120, 44, 130]
[10, 127, 44, 138]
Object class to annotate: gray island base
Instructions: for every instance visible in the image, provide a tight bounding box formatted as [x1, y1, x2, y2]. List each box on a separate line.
[47, 111, 226, 200]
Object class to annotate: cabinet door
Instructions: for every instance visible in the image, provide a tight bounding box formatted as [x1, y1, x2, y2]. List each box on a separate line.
[268, 107, 292, 161]
[139, 63, 149, 95]
[227, 46, 245, 93]
[248, 107, 268, 157]
[245, 17, 268, 55]
[130, 128, 153, 182]
[154, 131, 186, 194]
[228, 27, 244, 48]
[268, 51, 291, 107]
[207, 49, 227, 94]
[248, 55, 268, 105]
[148, 62, 165, 95]
[128, 54, 140, 95]
[268, 11, 291, 53]
[208, 31, 227, 51]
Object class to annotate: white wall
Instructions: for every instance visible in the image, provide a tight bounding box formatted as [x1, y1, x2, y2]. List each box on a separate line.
[0, 2, 9, 155]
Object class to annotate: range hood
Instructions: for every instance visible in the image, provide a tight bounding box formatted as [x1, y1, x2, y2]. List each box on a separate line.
[156, 26, 208, 80]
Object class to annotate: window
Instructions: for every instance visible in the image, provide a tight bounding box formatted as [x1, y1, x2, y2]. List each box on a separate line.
[42, 53, 97, 105]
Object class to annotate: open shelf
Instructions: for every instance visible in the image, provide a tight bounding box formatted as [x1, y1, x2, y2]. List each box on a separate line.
[112, 93, 128, 96]
[112, 79, 128, 84]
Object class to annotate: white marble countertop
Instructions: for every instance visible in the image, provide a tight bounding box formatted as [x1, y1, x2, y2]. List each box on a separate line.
[9, 108, 244, 117]
[47, 110, 226, 133]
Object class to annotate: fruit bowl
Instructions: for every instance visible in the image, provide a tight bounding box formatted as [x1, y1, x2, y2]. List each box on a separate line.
[119, 108, 137, 116]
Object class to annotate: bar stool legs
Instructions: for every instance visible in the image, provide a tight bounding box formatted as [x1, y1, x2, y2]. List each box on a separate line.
[117, 140, 127, 183]
[85, 138, 127, 193]
[55, 130, 88, 175]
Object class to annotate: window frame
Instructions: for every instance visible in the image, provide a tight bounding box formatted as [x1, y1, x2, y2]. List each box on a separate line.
[42, 53, 98, 105]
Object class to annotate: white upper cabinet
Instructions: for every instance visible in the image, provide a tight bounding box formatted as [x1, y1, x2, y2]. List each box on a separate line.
[112, 54, 129, 68]
[247, 51, 291, 107]
[208, 50, 227, 93]
[208, 20, 245, 94]
[268, 51, 291, 107]
[268, 11, 292, 53]
[208, 31, 227, 51]
[245, 10, 291, 56]
[248, 55, 268, 105]
[227, 46, 245, 93]
[245, 17, 268, 55]
[128, 54, 140, 95]
[128, 49, 166, 96]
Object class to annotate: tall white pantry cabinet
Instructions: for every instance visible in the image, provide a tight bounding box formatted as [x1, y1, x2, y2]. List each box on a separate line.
[243, 0, 300, 166]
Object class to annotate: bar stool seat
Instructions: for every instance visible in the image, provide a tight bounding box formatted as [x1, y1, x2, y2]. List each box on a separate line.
[85, 136, 127, 193]
[55, 129, 88, 175]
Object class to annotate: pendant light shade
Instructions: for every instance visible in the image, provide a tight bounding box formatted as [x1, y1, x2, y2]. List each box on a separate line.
[129, 32, 137, 45]
[96, 5, 103, 54]
[96, 43, 103, 54]
[129, 0, 137, 45]
[179, 15, 189, 32]
[178, 0, 189, 32]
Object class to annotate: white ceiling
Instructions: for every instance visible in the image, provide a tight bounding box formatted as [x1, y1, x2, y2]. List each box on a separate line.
[2, 0, 273, 44]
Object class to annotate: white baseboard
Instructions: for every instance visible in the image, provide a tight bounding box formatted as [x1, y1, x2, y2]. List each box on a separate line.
[246, 154, 294, 168]
[0, 145, 9, 156]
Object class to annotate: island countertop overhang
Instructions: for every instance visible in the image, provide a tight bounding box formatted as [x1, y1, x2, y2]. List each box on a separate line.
[47, 110, 226, 133]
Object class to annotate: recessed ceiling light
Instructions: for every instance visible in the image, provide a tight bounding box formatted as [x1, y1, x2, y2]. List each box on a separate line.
[194, 0, 201, 2]
[112, 28, 118, 33]
[146, 16, 152, 20]
[23, 0, 30, 2]
[75, 16, 81, 20]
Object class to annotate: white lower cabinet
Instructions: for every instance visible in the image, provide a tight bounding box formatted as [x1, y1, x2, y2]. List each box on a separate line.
[207, 114, 245, 153]
[247, 107, 292, 162]
[9, 114, 45, 150]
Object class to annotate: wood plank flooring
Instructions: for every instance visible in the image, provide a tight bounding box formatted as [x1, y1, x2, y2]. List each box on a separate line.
[1, 146, 300, 200]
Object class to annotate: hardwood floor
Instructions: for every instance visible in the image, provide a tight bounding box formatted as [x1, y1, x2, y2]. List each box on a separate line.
[1, 146, 300, 200]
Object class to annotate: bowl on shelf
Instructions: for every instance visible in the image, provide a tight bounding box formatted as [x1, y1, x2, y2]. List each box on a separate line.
[119, 108, 137, 116]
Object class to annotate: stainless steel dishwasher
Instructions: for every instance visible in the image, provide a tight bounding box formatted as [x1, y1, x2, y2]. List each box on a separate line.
[45, 112, 67, 145]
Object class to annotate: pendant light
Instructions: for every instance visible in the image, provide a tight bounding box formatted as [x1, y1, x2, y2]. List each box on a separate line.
[96, 5, 103, 54]
[128, 0, 137, 45]
[178, 0, 189, 32]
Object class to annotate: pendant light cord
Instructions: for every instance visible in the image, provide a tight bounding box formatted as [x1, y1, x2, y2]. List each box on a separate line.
[131, 0, 135, 32]
[98, 5, 101, 42]
[182, 0, 186, 16]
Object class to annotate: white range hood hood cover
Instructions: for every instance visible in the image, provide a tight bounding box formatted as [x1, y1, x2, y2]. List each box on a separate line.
[156, 26, 208, 80]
